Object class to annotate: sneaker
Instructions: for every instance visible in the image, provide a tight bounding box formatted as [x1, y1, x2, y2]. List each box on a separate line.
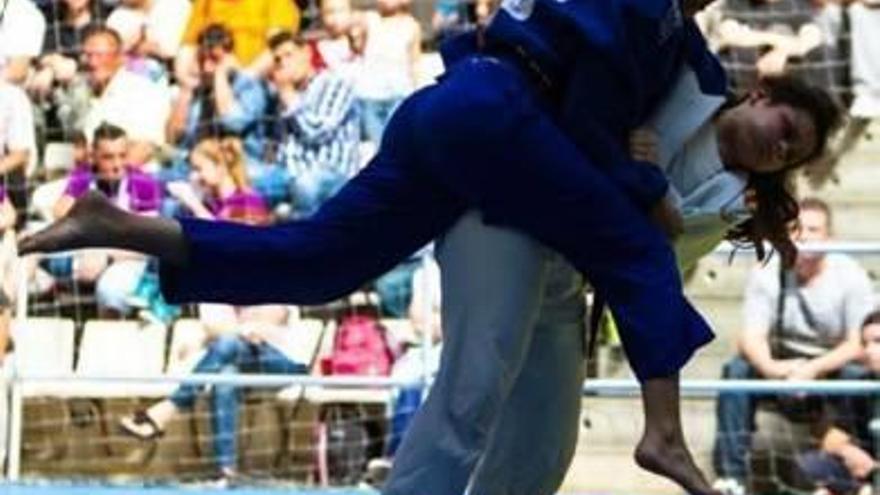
[712, 478, 746, 495]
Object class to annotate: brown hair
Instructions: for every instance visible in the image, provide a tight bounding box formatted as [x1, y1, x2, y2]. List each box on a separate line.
[725, 76, 844, 268]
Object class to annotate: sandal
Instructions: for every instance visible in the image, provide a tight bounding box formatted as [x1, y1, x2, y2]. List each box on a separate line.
[119, 410, 165, 440]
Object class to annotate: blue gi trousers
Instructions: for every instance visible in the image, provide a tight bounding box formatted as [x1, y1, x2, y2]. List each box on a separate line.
[161, 54, 714, 382]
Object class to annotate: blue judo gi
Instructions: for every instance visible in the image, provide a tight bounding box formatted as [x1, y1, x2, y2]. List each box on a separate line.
[160, 0, 724, 398]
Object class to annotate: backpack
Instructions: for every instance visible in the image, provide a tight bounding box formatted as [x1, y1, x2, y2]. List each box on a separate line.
[324, 315, 394, 376]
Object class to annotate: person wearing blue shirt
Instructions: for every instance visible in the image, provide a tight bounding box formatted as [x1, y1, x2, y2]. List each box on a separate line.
[20, 0, 842, 493]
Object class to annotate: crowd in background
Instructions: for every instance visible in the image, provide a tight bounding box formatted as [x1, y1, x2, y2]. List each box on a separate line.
[0, 0, 880, 492]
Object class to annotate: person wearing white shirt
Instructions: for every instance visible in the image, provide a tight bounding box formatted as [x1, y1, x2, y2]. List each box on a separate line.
[0, 79, 37, 225]
[106, 0, 192, 62]
[0, 0, 46, 85]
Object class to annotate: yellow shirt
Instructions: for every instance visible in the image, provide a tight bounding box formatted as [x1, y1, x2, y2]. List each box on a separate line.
[182, 0, 300, 64]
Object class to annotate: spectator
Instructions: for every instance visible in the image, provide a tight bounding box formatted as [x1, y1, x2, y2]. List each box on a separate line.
[266, 30, 359, 218]
[174, 0, 301, 80]
[794, 310, 880, 495]
[165, 24, 268, 170]
[106, 0, 191, 64]
[712, 197, 876, 495]
[52, 123, 162, 317]
[0, 78, 37, 227]
[105, 10, 169, 85]
[385, 256, 442, 457]
[808, 0, 880, 187]
[313, 0, 360, 73]
[354, 0, 421, 145]
[708, 0, 847, 101]
[50, 27, 171, 166]
[29, 0, 108, 107]
[118, 148, 302, 483]
[166, 135, 271, 223]
[40, 0, 109, 59]
[0, 0, 47, 85]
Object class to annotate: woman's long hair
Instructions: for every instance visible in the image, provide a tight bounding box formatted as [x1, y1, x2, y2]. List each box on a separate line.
[724, 76, 844, 268]
[192, 136, 251, 193]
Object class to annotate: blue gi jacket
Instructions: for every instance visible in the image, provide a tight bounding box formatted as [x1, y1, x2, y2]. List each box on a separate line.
[442, 0, 728, 209]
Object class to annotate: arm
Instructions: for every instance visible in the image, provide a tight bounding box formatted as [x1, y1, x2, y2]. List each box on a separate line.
[52, 194, 77, 220]
[214, 69, 267, 133]
[3, 57, 32, 86]
[408, 20, 422, 88]
[0, 199, 16, 231]
[0, 150, 29, 176]
[797, 335, 862, 378]
[166, 86, 196, 144]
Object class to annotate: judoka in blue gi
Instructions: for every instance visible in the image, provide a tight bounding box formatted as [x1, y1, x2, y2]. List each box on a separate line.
[21, 0, 842, 493]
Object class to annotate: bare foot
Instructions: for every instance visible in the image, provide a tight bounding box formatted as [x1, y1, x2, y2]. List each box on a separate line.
[19, 191, 127, 255]
[635, 431, 721, 495]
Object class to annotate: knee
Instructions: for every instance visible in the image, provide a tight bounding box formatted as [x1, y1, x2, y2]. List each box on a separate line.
[209, 335, 245, 363]
[722, 356, 754, 380]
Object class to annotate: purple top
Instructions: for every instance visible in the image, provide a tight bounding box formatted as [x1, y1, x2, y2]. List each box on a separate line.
[209, 190, 270, 224]
[64, 166, 162, 213]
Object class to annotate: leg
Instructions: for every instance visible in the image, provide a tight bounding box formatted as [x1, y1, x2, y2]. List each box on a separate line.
[636, 376, 717, 495]
[383, 211, 549, 495]
[20, 89, 465, 307]
[712, 356, 758, 483]
[470, 254, 587, 495]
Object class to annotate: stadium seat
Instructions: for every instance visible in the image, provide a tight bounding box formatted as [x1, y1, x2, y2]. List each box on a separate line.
[71, 320, 169, 397]
[11, 317, 76, 397]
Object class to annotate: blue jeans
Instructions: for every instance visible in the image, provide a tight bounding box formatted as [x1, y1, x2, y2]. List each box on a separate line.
[712, 356, 871, 482]
[289, 167, 349, 218]
[247, 163, 291, 209]
[169, 335, 308, 470]
[359, 97, 403, 145]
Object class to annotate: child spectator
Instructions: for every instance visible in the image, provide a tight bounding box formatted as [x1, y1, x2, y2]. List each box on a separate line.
[354, 0, 421, 145]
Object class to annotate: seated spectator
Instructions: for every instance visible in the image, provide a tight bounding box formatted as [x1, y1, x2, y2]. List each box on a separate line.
[795, 310, 880, 495]
[48, 26, 170, 167]
[105, 10, 170, 85]
[354, 0, 421, 145]
[106, 0, 191, 64]
[266, 30, 359, 218]
[164, 24, 268, 182]
[52, 123, 162, 317]
[0, 0, 47, 85]
[0, 78, 37, 228]
[712, 197, 875, 495]
[166, 135, 271, 223]
[118, 159, 303, 483]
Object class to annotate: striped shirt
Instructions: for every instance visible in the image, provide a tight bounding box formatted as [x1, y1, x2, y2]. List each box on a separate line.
[278, 71, 361, 180]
